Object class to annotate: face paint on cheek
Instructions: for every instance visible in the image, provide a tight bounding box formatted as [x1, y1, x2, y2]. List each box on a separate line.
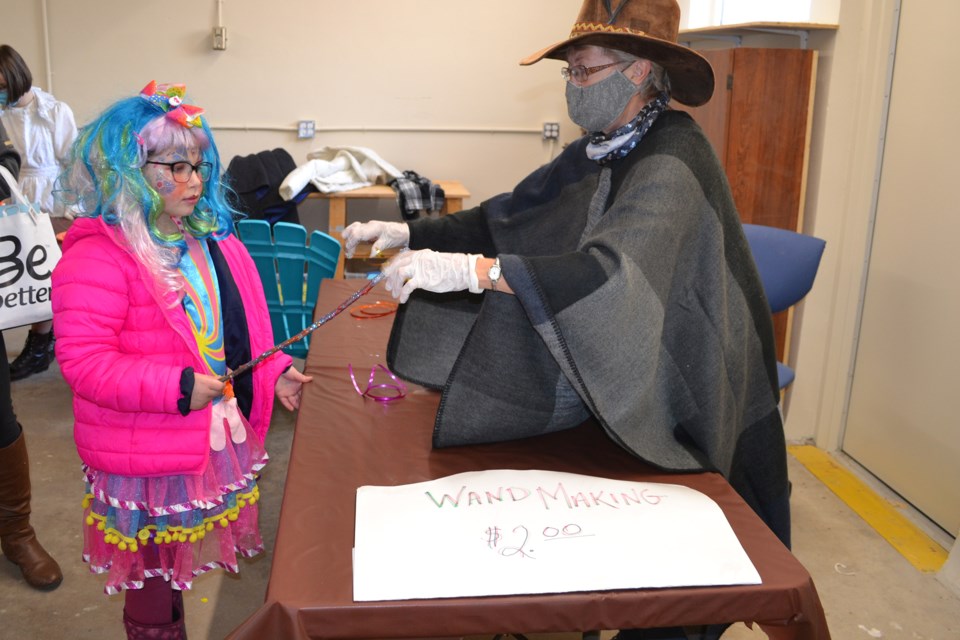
[155, 180, 175, 195]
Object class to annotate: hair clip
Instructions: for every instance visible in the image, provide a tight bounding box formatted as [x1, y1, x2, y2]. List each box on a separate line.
[139, 80, 205, 128]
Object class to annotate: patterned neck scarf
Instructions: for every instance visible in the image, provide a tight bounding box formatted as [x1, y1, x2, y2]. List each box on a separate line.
[179, 233, 226, 378]
[585, 92, 670, 165]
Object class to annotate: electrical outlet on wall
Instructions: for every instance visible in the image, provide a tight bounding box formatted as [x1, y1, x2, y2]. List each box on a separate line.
[297, 120, 316, 139]
[213, 27, 227, 50]
[542, 122, 560, 140]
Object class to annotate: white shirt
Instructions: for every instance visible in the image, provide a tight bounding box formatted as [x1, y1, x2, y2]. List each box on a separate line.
[279, 145, 403, 199]
[0, 87, 78, 216]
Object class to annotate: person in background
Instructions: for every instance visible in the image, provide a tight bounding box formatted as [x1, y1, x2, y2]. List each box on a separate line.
[52, 82, 310, 639]
[344, 2, 788, 638]
[0, 118, 63, 591]
[0, 44, 78, 380]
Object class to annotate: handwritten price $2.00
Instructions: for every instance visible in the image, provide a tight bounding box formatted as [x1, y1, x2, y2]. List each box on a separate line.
[485, 523, 594, 559]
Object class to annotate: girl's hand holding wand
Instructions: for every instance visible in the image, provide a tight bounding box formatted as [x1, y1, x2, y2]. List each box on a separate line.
[275, 367, 313, 411]
[192, 373, 227, 411]
[192, 369, 312, 412]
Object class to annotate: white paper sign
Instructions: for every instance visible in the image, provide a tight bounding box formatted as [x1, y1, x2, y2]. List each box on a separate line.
[353, 469, 760, 601]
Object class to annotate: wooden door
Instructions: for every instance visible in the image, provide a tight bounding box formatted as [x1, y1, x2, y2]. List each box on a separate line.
[684, 49, 734, 163]
[684, 47, 818, 364]
[724, 48, 816, 233]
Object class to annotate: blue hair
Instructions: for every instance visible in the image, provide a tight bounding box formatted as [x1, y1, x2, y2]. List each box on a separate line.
[59, 91, 240, 300]
[69, 95, 236, 239]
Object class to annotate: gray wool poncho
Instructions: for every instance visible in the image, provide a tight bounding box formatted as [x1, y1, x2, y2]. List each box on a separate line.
[386, 110, 791, 546]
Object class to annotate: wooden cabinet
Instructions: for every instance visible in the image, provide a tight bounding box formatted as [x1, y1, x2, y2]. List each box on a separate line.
[683, 47, 818, 362]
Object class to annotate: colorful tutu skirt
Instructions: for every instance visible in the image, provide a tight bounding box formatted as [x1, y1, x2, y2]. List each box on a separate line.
[81, 401, 267, 594]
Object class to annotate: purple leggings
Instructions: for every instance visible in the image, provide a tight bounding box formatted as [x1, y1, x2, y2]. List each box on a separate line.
[124, 576, 175, 625]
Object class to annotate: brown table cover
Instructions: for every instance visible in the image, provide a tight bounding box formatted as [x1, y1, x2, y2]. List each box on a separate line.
[228, 279, 831, 640]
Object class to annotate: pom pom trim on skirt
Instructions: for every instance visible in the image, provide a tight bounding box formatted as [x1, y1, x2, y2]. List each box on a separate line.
[80, 417, 268, 594]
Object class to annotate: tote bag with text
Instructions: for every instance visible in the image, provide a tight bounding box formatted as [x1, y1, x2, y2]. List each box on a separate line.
[0, 165, 62, 330]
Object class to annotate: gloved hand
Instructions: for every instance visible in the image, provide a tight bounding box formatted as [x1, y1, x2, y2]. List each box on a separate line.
[383, 249, 482, 303]
[342, 220, 410, 258]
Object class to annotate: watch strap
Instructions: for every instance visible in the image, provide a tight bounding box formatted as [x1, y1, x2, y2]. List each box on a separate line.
[489, 256, 502, 291]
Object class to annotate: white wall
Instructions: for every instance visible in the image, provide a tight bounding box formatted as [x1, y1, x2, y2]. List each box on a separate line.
[3, 0, 583, 206]
[678, 0, 841, 28]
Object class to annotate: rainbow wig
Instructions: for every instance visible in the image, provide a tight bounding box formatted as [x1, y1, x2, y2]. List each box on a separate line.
[57, 85, 238, 300]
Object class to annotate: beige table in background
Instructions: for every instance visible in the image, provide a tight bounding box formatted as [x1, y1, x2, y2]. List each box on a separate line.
[308, 180, 470, 278]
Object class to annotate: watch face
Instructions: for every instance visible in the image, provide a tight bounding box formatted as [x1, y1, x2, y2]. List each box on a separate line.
[489, 264, 501, 280]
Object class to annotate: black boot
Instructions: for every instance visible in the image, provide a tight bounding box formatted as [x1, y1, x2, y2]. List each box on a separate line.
[9, 330, 54, 381]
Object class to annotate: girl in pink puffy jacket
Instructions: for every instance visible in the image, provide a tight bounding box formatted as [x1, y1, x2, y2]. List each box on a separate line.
[51, 82, 311, 639]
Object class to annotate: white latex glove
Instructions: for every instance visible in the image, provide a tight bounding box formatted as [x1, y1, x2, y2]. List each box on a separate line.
[383, 249, 482, 303]
[341, 221, 410, 258]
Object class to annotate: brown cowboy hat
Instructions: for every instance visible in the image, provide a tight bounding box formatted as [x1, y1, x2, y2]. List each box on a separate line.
[521, 0, 714, 107]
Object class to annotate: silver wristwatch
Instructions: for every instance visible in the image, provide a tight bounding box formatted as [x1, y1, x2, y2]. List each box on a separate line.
[488, 257, 502, 291]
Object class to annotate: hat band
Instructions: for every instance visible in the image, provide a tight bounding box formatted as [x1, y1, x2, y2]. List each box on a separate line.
[569, 21, 648, 38]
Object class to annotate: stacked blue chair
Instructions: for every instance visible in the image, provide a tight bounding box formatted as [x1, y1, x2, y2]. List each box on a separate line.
[742, 223, 826, 391]
[236, 219, 341, 359]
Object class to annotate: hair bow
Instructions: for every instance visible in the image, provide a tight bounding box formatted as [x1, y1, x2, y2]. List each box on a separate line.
[139, 80, 205, 128]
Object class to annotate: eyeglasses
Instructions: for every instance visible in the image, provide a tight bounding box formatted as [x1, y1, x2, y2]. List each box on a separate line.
[145, 160, 213, 183]
[561, 61, 630, 84]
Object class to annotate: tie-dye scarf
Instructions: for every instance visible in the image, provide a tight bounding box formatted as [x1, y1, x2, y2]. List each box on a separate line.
[179, 234, 226, 378]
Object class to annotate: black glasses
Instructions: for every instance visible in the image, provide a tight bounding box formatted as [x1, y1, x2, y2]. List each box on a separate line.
[145, 160, 213, 183]
[561, 61, 630, 84]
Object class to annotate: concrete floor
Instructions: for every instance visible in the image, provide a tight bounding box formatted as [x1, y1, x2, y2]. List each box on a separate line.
[1, 324, 957, 639]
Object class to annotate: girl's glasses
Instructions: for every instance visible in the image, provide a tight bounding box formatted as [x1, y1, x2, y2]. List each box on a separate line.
[146, 160, 213, 183]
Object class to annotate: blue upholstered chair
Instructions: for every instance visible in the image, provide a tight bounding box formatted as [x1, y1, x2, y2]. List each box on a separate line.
[742, 223, 826, 390]
[236, 220, 341, 359]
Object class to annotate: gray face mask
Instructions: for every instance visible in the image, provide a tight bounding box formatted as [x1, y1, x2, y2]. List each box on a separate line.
[565, 70, 639, 133]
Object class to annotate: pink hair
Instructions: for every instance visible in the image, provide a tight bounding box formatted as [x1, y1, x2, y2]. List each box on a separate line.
[138, 115, 210, 157]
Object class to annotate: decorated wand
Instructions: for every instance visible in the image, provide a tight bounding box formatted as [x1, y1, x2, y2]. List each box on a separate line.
[219, 271, 386, 382]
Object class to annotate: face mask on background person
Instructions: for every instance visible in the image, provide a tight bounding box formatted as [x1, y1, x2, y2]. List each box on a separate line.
[565, 70, 639, 133]
[0, 91, 8, 108]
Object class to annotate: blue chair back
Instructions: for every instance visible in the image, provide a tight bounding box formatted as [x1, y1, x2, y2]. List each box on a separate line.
[743, 224, 826, 314]
[742, 223, 826, 389]
[237, 220, 341, 358]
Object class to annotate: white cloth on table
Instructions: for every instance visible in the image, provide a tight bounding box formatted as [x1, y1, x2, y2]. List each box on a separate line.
[0, 87, 78, 217]
[279, 145, 402, 200]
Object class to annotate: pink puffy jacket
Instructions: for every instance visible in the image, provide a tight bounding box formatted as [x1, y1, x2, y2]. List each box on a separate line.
[52, 217, 292, 477]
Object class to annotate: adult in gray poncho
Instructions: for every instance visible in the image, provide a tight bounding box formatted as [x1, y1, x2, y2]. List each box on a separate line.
[345, 0, 790, 623]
